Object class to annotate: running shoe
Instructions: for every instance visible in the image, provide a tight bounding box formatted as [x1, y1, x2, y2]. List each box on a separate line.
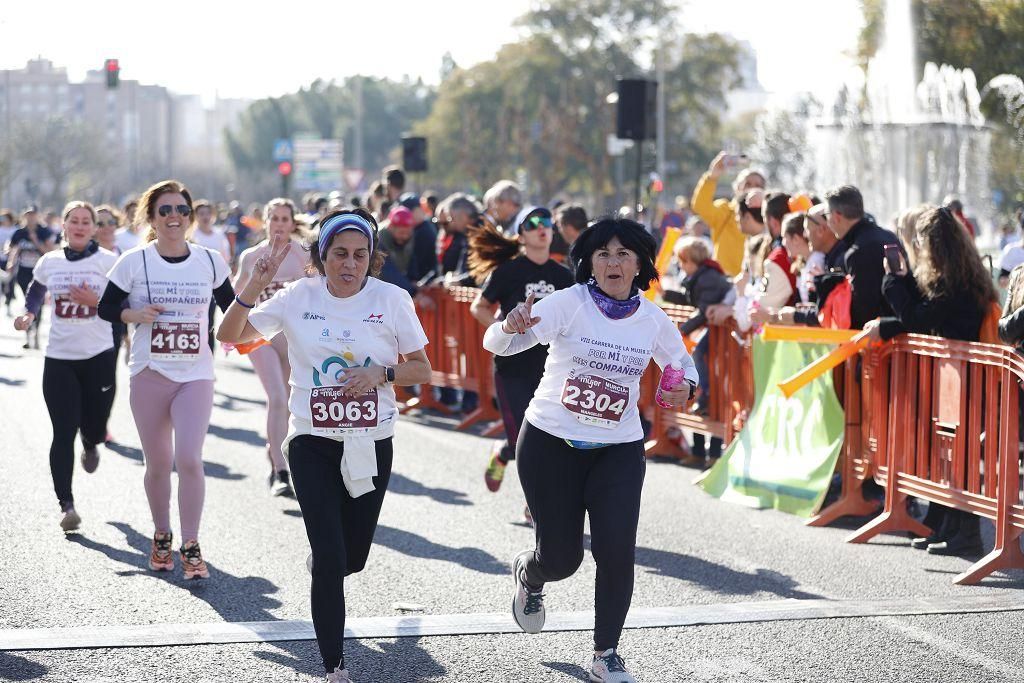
[59, 502, 81, 532]
[149, 531, 174, 571]
[524, 505, 534, 527]
[511, 550, 545, 634]
[181, 539, 210, 579]
[81, 445, 99, 474]
[484, 444, 506, 492]
[269, 470, 294, 497]
[589, 649, 636, 683]
[326, 666, 354, 682]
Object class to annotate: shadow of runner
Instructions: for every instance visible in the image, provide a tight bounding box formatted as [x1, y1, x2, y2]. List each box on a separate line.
[387, 472, 472, 506]
[541, 660, 590, 680]
[103, 443, 246, 481]
[214, 389, 264, 410]
[0, 377, 26, 386]
[105, 442, 143, 463]
[0, 652, 49, 681]
[373, 525, 506, 575]
[207, 424, 266, 447]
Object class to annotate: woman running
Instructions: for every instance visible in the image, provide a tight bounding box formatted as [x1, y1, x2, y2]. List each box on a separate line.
[98, 179, 234, 580]
[469, 207, 573, 511]
[8, 207, 58, 349]
[14, 201, 118, 532]
[232, 198, 310, 496]
[217, 208, 431, 683]
[483, 217, 698, 683]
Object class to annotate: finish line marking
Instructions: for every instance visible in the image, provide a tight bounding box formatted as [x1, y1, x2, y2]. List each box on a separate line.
[3, 594, 1022, 651]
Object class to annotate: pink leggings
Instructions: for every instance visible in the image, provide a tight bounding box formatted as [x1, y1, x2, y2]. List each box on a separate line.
[129, 368, 214, 542]
[248, 336, 291, 472]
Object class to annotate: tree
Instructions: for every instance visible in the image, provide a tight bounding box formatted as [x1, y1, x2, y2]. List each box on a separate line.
[11, 117, 112, 207]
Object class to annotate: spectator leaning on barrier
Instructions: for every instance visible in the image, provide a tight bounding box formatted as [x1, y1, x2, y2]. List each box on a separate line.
[863, 206, 996, 558]
[823, 184, 899, 329]
[690, 151, 766, 277]
[483, 179, 523, 233]
[398, 193, 439, 282]
[377, 206, 423, 297]
[436, 193, 482, 286]
[751, 191, 796, 311]
[705, 189, 765, 327]
[998, 263, 1024, 349]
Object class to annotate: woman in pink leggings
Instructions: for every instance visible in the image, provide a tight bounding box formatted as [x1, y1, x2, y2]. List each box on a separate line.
[232, 198, 310, 496]
[98, 180, 234, 580]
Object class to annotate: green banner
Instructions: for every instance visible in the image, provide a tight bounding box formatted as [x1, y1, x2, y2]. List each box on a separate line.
[696, 337, 844, 517]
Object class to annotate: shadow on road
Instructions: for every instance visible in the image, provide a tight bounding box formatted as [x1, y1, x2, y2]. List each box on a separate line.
[387, 472, 471, 506]
[374, 525, 506, 575]
[0, 376, 25, 386]
[0, 652, 48, 681]
[105, 442, 143, 463]
[541, 660, 590, 680]
[207, 423, 266, 448]
[102, 442, 245, 481]
[214, 389, 264, 410]
[254, 634, 447, 682]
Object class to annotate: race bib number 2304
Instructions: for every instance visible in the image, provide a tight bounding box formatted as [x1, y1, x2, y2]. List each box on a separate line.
[560, 374, 629, 429]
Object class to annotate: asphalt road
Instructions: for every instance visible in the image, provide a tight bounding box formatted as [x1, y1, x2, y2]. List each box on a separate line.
[1, 320, 1022, 683]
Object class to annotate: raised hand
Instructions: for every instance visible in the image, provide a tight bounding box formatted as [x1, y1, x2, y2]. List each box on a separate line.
[251, 233, 292, 291]
[69, 282, 99, 307]
[501, 292, 541, 335]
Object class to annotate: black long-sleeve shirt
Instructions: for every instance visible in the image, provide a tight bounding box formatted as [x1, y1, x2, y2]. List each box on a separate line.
[841, 217, 900, 329]
[878, 272, 984, 342]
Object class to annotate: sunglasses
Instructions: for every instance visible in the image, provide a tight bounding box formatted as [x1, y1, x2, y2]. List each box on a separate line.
[523, 215, 553, 231]
[157, 204, 192, 218]
[96, 220, 116, 227]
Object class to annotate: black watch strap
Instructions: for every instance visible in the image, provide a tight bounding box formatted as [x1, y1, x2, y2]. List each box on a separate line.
[385, 366, 396, 384]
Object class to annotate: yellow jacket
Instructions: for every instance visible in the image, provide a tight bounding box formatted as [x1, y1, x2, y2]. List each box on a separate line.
[691, 172, 746, 277]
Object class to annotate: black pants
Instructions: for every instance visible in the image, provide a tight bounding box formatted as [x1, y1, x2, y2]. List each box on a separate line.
[288, 435, 393, 673]
[494, 364, 544, 463]
[516, 420, 645, 651]
[42, 350, 117, 506]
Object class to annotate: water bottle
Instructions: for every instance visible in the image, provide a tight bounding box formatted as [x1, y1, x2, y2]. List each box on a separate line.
[656, 361, 686, 408]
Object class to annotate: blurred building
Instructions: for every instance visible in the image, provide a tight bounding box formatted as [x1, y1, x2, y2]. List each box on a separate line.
[0, 58, 249, 208]
[724, 40, 769, 119]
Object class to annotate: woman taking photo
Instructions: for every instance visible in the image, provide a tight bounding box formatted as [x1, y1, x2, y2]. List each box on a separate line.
[864, 205, 996, 558]
[483, 217, 697, 683]
[232, 198, 310, 497]
[14, 201, 118, 532]
[469, 206, 573, 507]
[99, 180, 234, 580]
[217, 208, 431, 683]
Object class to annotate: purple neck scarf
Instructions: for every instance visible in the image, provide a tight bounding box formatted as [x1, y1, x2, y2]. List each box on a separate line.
[587, 281, 641, 320]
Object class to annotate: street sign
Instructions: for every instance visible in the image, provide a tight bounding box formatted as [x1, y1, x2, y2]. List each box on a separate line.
[343, 169, 365, 190]
[293, 135, 343, 192]
[272, 139, 294, 163]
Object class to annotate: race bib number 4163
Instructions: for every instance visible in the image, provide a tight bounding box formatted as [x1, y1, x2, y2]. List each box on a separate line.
[310, 387, 379, 434]
[150, 321, 201, 361]
[561, 374, 629, 429]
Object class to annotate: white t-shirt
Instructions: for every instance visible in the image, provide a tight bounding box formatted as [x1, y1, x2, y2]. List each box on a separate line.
[523, 284, 698, 443]
[191, 227, 232, 263]
[115, 228, 141, 253]
[32, 247, 118, 360]
[1000, 241, 1024, 274]
[0, 226, 17, 258]
[248, 276, 428, 446]
[107, 242, 231, 382]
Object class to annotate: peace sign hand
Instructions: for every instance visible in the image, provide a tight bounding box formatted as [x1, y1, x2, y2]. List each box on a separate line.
[250, 233, 292, 291]
[501, 292, 542, 334]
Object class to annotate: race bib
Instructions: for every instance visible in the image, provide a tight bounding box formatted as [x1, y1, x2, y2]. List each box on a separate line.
[150, 321, 202, 361]
[560, 374, 629, 429]
[309, 387, 379, 434]
[54, 295, 96, 323]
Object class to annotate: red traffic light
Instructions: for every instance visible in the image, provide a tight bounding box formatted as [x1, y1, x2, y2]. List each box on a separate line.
[105, 59, 119, 72]
[277, 161, 293, 176]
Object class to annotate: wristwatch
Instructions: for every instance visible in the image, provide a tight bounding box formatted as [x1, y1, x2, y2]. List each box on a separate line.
[384, 366, 396, 384]
[686, 379, 697, 401]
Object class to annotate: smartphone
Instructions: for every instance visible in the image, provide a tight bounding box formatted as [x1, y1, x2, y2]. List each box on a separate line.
[723, 154, 749, 169]
[883, 243, 905, 274]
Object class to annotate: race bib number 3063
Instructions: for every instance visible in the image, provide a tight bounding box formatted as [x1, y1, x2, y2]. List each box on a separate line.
[54, 295, 96, 323]
[150, 321, 201, 361]
[561, 374, 629, 429]
[310, 387, 379, 434]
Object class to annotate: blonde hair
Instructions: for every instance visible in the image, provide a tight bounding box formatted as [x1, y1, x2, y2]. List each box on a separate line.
[895, 203, 934, 270]
[674, 235, 709, 264]
[136, 179, 194, 243]
[62, 200, 96, 223]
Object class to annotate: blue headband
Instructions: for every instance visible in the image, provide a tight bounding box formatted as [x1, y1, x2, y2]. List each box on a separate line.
[318, 214, 375, 260]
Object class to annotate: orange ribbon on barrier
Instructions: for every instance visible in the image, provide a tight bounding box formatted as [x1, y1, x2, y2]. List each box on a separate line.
[777, 330, 871, 398]
[761, 325, 859, 345]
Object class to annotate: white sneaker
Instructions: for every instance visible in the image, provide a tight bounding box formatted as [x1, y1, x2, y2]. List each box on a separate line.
[60, 504, 81, 532]
[511, 550, 545, 634]
[589, 649, 635, 682]
[326, 666, 353, 682]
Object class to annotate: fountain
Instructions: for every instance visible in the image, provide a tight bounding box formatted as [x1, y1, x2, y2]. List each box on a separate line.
[808, 0, 993, 239]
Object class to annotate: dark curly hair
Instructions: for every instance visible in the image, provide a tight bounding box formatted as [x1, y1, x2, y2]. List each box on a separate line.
[570, 217, 659, 291]
[307, 207, 385, 278]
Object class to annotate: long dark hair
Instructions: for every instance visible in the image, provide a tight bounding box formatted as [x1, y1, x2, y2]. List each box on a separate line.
[570, 217, 659, 291]
[468, 224, 520, 282]
[914, 207, 996, 310]
[307, 207, 385, 277]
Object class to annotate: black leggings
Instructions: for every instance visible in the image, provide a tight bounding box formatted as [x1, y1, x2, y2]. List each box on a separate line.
[287, 435, 393, 673]
[494, 364, 544, 463]
[516, 420, 646, 651]
[42, 350, 117, 507]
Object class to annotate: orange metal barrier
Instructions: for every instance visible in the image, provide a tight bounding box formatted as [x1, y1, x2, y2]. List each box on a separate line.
[846, 335, 1024, 584]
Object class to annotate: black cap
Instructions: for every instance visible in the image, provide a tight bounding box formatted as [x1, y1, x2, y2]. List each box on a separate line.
[398, 192, 420, 210]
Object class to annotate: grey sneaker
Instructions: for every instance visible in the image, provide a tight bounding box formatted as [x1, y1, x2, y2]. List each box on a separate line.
[59, 503, 81, 532]
[589, 649, 635, 682]
[511, 550, 545, 634]
[81, 445, 99, 474]
[326, 666, 353, 682]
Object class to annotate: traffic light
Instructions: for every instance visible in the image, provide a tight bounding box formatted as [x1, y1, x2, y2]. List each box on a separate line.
[277, 161, 292, 176]
[104, 59, 119, 89]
